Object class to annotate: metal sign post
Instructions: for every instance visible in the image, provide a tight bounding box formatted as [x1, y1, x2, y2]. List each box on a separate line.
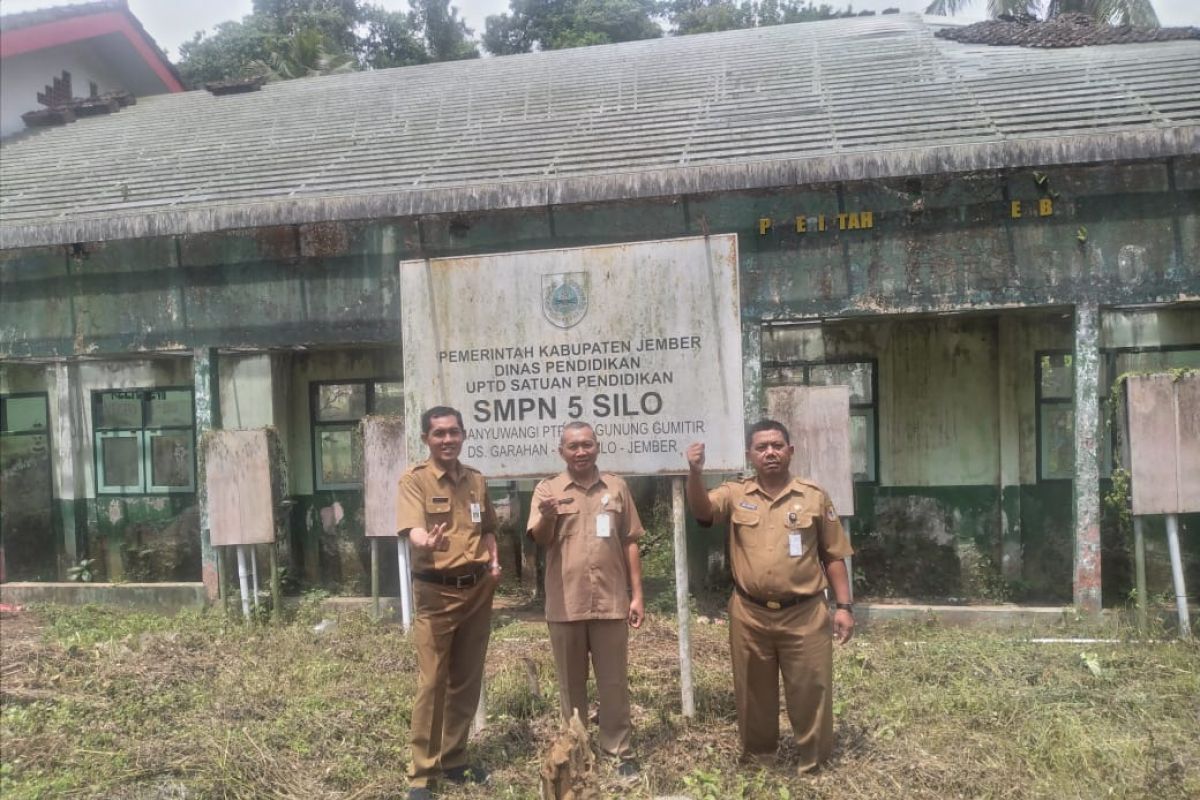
[672, 477, 695, 717]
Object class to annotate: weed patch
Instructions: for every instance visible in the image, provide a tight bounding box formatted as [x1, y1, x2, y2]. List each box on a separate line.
[1, 606, 1197, 799]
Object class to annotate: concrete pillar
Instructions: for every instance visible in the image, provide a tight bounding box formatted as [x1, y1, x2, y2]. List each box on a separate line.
[742, 320, 763, 423]
[51, 363, 87, 575]
[1072, 302, 1102, 615]
[193, 348, 221, 600]
[997, 316, 1022, 581]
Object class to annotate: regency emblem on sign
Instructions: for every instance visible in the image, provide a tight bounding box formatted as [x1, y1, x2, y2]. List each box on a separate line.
[541, 272, 589, 329]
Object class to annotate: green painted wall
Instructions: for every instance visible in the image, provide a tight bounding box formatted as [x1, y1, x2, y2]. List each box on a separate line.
[3, 160, 1198, 360]
[2, 159, 1199, 601]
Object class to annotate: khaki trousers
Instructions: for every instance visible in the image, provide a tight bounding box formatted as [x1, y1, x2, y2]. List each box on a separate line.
[408, 577, 495, 788]
[547, 618, 633, 758]
[728, 592, 833, 772]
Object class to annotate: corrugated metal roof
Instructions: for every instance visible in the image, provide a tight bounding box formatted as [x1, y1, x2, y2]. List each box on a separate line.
[2, 13, 1197, 249]
[0, 1, 126, 32]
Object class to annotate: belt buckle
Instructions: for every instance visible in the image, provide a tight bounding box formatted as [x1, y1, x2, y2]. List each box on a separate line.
[766, 600, 782, 610]
[455, 573, 474, 589]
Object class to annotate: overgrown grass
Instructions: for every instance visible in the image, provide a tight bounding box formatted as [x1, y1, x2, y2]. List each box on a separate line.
[1, 603, 1197, 799]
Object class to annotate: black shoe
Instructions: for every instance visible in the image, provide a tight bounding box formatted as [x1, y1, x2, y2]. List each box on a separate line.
[616, 759, 640, 782]
[444, 764, 490, 785]
[407, 788, 434, 800]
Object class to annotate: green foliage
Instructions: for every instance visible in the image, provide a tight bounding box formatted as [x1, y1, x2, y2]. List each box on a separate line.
[250, 26, 359, 80]
[666, 1, 886, 35]
[177, 16, 279, 86]
[483, 0, 662, 55]
[175, 0, 472, 88]
[923, 0, 1160, 27]
[409, 0, 479, 61]
[65, 558, 95, 583]
[360, 4, 429, 69]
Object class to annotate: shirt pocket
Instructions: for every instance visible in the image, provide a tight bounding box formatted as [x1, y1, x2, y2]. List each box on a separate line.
[731, 508, 764, 547]
[791, 513, 818, 555]
[554, 502, 581, 537]
[425, 497, 453, 526]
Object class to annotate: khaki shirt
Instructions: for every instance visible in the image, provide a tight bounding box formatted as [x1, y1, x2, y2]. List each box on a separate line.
[528, 471, 644, 623]
[706, 476, 852, 601]
[396, 459, 497, 573]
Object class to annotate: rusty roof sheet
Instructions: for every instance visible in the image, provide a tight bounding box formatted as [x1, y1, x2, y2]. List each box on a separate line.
[935, 13, 1200, 48]
[1, 13, 1198, 249]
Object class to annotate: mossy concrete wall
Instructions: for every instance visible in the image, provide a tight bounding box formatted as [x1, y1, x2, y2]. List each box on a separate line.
[3, 159, 1198, 601]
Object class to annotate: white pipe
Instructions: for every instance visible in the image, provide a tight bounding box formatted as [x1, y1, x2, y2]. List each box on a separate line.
[236, 545, 251, 620]
[1133, 516, 1147, 632]
[398, 537, 414, 632]
[250, 546, 260, 611]
[673, 477, 695, 718]
[1165, 514, 1192, 639]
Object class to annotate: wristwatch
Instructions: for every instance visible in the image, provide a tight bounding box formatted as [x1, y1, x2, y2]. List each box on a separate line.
[834, 602, 854, 614]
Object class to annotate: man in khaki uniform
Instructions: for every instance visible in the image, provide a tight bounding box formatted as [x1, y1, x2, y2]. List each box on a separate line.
[397, 406, 500, 800]
[686, 419, 854, 773]
[527, 421, 645, 779]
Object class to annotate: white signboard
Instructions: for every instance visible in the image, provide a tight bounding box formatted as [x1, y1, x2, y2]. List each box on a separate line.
[400, 235, 745, 478]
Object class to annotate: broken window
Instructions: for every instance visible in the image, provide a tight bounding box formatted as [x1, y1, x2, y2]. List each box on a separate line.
[761, 360, 878, 482]
[93, 388, 195, 494]
[311, 380, 404, 491]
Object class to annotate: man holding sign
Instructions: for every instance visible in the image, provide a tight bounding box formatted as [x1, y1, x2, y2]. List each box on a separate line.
[397, 406, 501, 799]
[686, 420, 854, 773]
[527, 421, 646, 779]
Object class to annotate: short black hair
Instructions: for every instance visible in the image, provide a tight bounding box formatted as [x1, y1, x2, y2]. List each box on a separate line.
[421, 406, 464, 434]
[745, 419, 790, 449]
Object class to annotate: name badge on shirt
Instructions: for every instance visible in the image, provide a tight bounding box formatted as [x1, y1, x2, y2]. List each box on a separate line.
[788, 532, 804, 557]
[470, 503, 482, 523]
[595, 513, 612, 538]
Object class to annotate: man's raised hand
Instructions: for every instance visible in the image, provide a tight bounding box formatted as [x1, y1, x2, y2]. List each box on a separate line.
[411, 522, 450, 551]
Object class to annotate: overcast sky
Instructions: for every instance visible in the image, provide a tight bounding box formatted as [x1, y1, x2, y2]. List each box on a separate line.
[3, 0, 1197, 59]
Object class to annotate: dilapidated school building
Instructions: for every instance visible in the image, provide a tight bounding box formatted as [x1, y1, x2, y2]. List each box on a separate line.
[2, 14, 1198, 609]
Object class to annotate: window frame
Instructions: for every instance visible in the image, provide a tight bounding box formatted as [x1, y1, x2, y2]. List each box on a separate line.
[0, 393, 54, 521]
[1035, 350, 1120, 483]
[759, 357, 880, 484]
[1, 392, 51, 436]
[1035, 349, 1075, 482]
[92, 387, 196, 495]
[309, 378, 403, 492]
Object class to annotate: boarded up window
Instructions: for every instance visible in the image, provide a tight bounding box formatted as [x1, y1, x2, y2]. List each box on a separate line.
[763, 360, 877, 482]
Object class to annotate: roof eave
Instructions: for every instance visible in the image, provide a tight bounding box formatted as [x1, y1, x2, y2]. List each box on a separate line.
[2, 126, 1197, 251]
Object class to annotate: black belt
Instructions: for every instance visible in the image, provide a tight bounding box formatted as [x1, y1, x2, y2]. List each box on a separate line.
[413, 565, 488, 588]
[734, 582, 818, 610]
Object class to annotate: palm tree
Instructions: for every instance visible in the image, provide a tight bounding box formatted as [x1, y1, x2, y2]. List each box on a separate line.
[251, 27, 357, 81]
[923, 0, 1160, 27]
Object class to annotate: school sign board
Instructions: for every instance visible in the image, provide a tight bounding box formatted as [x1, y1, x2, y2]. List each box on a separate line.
[400, 235, 745, 478]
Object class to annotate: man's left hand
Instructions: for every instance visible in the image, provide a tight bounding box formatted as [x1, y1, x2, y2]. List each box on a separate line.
[833, 609, 854, 644]
[627, 596, 644, 629]
[483, 532, 502, 579]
